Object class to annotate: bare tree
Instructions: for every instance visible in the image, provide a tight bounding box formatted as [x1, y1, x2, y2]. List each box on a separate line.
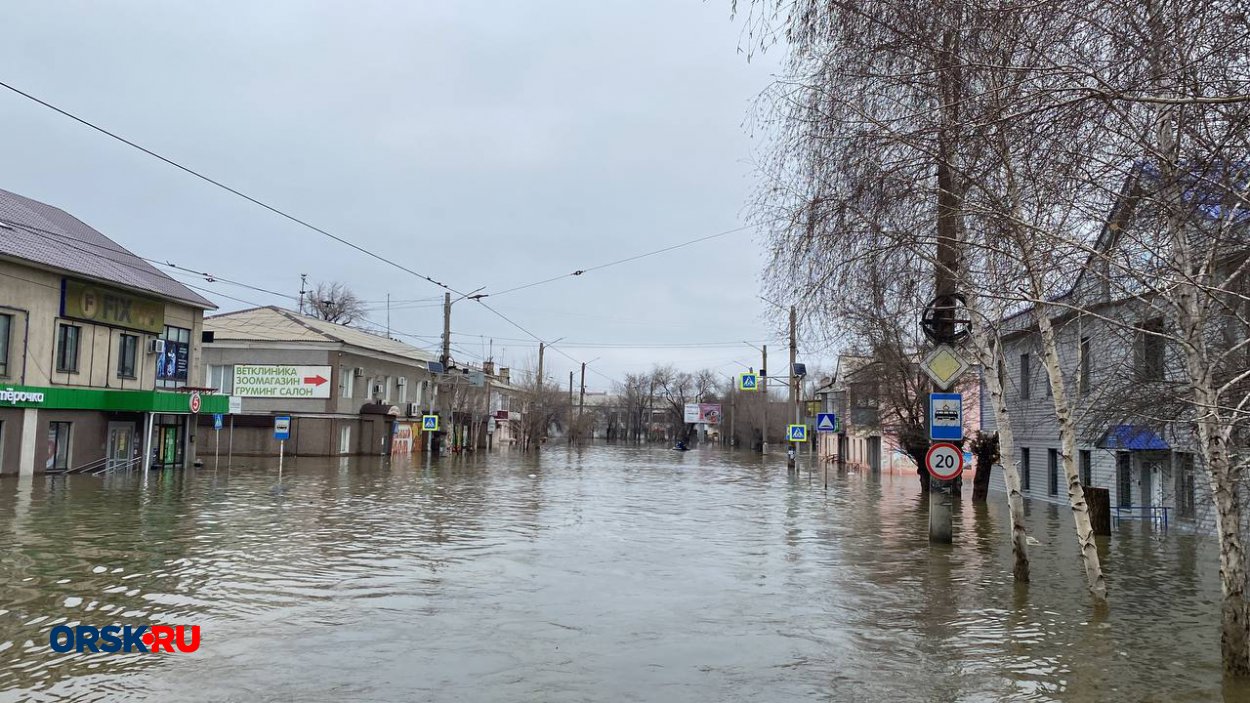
[308, 281, 366, 325]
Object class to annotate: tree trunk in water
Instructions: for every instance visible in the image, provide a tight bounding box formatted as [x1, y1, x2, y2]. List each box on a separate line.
[1034, 304, 1108, 603]
[967, 305, 1029, 582]
[972, 451, 993, 503]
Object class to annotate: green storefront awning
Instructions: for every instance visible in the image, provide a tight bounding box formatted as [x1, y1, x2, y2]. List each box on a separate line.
[0, 384, 229, 414]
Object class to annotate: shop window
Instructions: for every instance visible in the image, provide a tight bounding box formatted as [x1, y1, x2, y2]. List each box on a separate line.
[1117, 453, 1132, 507]
[117, 334, 138, 378]
[339, 426, 352, 454]
[47, 422, 71, 470]
[0, 313, 11, 377]
[56, 324, 80, 373]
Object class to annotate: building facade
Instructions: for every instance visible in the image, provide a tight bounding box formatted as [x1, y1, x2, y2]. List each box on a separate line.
[0, 188, 224, 475]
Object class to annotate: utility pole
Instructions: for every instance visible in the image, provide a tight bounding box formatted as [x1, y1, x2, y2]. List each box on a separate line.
[761, 344, 769, 454]
[535, 342, 545, 447]
[578, 362, 586, 443]
[386, 293, 391, 339]
[729, 375, 736, 447]
[568, 371, 574, 445]
[441, 292, 452, 369]
[789, 305, 799, 471]
[929, 151, 961, 544]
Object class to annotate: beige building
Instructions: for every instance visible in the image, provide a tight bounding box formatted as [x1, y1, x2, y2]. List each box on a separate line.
[0, 187, 224, 475]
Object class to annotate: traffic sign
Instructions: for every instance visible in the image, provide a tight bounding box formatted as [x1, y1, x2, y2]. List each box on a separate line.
[273, 416, 291, 441]
[788, 424, 808, 442]
[920, 344, 970, 390]
[422, 414, 440, 432]
[188, 391, 202, 414]
[929, 393, 963, 441]
[816, 412, 839, 433]
[925, 442, 964, 481]
[739, 372, 759, 391]
[213, 413, 223, 431]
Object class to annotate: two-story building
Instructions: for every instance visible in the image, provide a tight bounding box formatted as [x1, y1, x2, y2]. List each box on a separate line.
[983, 170, 1244, 531]
[201, 306, 444, 456]
[0, 187, 226, 475]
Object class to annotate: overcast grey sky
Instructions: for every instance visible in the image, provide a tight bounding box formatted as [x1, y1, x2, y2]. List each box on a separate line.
[0, 0, 810, 389]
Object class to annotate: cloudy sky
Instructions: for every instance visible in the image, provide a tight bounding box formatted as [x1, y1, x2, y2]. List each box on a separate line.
[0, 1, 809, 390]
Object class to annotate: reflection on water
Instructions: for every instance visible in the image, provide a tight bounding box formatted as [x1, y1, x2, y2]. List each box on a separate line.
[0, 446, 1240, 702]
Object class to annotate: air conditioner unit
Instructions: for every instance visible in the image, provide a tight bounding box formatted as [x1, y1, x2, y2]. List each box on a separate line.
[149, 339, 166, 355]
[353, 367, 365, 378]
[407, 402, 420, 417]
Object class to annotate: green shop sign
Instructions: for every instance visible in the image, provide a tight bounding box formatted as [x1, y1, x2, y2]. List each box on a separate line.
[62, 278, 166, 334]
[0, 384, 228, 414]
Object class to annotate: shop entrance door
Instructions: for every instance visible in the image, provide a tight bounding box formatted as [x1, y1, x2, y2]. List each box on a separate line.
[106, 422, 135, 471]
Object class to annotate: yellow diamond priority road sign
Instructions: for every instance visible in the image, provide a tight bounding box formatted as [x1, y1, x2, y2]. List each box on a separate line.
[921, 344, 970, 390]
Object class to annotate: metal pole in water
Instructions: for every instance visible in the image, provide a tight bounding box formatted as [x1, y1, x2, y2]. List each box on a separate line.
[278, 439, 284, 481]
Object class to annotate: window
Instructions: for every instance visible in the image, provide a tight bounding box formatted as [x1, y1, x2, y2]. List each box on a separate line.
[339, 425, 352, 454]
[117, 334, 138, 378]
[1021, 448, 1031, 491]
[207, 364, 233, 394]
[156, 326, 191, 386]
[1078, 337, 1091, 395]
[1048, 449, 1060, 495]
[1019, 353, 1031, 399]
[56, 324, 81, 373]
[1138, 318, 1165, 381]
[47, 422, 71, 470]
[398, 378, 408, 404]
[340, 368, 355, 399]
[1117, 452, 1132, 507]
[0, 313, 11, 377]
[1080, 449, 1092, 486]
[1177, 453, 1196, 519]
[384, 376, 394, 403]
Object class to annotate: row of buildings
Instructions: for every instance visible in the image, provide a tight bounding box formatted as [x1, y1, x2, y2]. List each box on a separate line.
[0, 187, 525, 476]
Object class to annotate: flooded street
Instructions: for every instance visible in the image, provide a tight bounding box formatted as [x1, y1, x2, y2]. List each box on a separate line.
[0, 445, 1239, 702]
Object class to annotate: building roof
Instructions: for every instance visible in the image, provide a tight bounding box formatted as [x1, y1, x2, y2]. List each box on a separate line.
[0, 187, 214, 308]
[206, 306, 439, 364]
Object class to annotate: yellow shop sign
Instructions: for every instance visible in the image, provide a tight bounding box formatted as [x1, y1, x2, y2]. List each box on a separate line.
[62, 279, 165, 334]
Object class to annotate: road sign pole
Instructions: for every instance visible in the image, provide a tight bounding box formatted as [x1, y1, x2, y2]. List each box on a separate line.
[278, 440, 284, 480]
[214, 428, 220, 471]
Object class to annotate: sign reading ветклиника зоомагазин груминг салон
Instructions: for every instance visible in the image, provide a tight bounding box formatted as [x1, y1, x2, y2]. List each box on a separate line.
[231, 364, 333, 399]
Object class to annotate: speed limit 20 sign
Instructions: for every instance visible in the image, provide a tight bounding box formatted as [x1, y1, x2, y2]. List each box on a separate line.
[925, 442, 964, 481]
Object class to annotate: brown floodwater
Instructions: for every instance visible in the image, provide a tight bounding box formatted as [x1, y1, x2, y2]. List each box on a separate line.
[0, 445, 1242, 702]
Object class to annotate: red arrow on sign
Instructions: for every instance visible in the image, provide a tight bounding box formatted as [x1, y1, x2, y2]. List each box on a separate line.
[303, 375, 328, 386]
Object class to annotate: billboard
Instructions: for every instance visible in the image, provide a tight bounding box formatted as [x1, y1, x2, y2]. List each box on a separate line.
[155, 341, 189, 381]
[232, 364, 333, 398]
[683, 403, 723, 425]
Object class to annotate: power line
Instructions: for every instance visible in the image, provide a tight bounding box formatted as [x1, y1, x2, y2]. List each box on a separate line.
[0, 78, 466, 297]
[487, 224, 752, 297]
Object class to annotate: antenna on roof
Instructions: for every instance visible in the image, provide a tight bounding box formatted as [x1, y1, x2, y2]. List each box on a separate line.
[298, 274, 308, 315]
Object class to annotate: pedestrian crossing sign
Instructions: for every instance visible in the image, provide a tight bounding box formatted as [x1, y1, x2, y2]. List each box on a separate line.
[816, 412, 838, 433]
[739, 372, 759, 391]
[422, 414, 439, 431]
[788, 424, 807, 442]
